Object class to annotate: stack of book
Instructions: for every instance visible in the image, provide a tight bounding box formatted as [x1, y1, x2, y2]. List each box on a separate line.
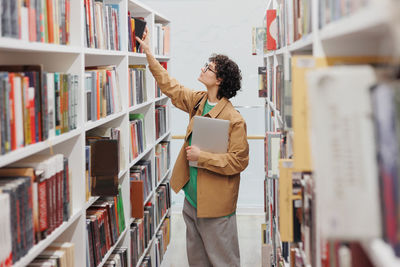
[0, 0, 71, 44]
[0, 66, 78, 155]
[155, 141, 170, 184]
[154, 24, 170, 56]
[85, 65, 122, 122]
[0, 154, 71, 265]
[84, 0, 121, 50]
[128, 65, 147, 107]
[28, 242, 75, 267]
[155, 182, 171, 227]
[155, 105, 167, 140]
[86, 189, 125, 267]
[129, 113, 146, 162]
[155, 62, 168, 98]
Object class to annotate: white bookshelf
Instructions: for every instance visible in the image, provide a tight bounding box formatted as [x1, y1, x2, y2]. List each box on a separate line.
[261, 0, 400, 266]
[0, 0, 173, 266]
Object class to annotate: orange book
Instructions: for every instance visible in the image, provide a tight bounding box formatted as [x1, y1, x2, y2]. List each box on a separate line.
[130, 180, 144, 218]
[46, 0, 54, 43]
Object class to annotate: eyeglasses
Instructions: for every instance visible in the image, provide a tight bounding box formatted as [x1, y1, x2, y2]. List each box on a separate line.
[203, 62, 216, 74]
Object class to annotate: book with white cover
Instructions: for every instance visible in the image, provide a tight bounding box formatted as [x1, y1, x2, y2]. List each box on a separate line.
[189, 116, 229, 167]
[307, 65, 381, 239]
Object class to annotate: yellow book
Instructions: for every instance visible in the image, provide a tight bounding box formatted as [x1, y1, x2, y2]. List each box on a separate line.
[278, 159, 294, 242]
[291, 55, 385, 172]
[292, 56, 328, 172]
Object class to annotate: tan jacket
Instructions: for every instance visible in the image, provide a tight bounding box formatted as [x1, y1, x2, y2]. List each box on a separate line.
[147, 54, 249, 218]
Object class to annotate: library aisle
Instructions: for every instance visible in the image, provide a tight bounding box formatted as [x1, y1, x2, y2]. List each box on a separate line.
[160, 212, 265, 267]
[2, 0, 400, 266]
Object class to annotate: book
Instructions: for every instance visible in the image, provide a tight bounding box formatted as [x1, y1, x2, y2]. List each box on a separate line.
[87, 138, 119, 196]
[134, 17, 146, 51]
[266, 10, 277, 51]
[307, 65, 381, 239]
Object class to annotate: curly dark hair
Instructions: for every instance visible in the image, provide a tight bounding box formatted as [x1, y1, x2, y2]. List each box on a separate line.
[209, 54, 242, 99]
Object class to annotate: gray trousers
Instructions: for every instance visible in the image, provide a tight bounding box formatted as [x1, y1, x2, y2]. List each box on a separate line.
[182, 198, 240, 267]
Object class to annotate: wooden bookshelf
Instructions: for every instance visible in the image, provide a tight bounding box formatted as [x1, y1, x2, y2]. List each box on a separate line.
[0, 0, 172, 266]
[260, 0, 400, 266]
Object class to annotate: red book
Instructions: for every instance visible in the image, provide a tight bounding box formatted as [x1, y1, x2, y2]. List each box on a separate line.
[266, 9, 277, 50]
[9, 73, 16, 151]
[28, 87, 36, 144]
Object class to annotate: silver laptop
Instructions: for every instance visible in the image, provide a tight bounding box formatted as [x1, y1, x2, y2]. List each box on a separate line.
[189, 116, 230, 167]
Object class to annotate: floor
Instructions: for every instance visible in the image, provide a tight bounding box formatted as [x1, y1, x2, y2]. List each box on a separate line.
[160, 209, 264, 267]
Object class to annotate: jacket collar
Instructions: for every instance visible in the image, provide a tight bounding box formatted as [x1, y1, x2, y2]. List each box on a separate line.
[203, 96, 229, 118]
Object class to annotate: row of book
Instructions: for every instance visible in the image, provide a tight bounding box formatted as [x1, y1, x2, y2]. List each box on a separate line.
[319, 0, 369, 29]
[101, 247, 128, 267]
[255, 0, 312, 54]
[128, 14, 146, 53]
[86, 190, 126, 267]
[258, 57, 292, 130]
[27, 242, 75, 267]
[155, 105, 167, 140]
[155, 141, 170, 185]
[155, 183, 171, 229]
[129, 113, 146, 162]
[154, 24, 170, 56]
[155, 62, 168, 98]
[0, 153, 71, 265]
[129, 65, 147, 107]
[84, 0, 121, 50]
[130, 202, 155, 267]
[154, 217, 171, 267]
[258, 62, 284, 112]
[1, 0, 70, 44]
[85, 65, 122, 123]
[1, 66, 78, 155]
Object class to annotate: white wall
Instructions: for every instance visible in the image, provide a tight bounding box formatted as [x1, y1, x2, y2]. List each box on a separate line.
[145, 0, 267, 211]
[146, 0, 266, 107]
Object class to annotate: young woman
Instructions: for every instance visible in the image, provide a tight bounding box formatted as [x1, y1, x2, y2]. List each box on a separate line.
[137, 31, 249, 267]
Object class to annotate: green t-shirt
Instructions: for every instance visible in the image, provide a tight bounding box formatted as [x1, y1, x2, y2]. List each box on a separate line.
[183, 100, 235, 218]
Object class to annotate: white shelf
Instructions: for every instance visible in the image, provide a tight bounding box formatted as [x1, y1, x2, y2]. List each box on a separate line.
[264, 47, 287, 58]
[129, 100, 153, 112]
[362, 239, 400, 267]
[13, 210, 83, 267]
[84, 196, 101, 210]
[155, 131, 171, 145]
[1, 1, 172, 266]
[144, 190, 154, 206]
[0, 38, 81, 54]
[128, 52, 147, 58]
[134, 210, 170, 267]
[85, 111, 127, 131]
[154, 95, 169, 102]
[129, 146, 154, 169]
[288, 33, 313, 52]
[96, 227, 129, 267]
[156, 168, 171, 189]
[119, 168, 128, 179]
[0, 128, 81, 168]
[155, 55, 170, 60]
[319, 1, 392, 42]
[84, 48, 126, 56]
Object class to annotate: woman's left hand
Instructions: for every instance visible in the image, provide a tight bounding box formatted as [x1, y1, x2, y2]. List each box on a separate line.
[186, 146, 200, 162]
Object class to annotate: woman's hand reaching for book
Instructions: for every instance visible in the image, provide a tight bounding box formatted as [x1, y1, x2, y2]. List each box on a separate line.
[136, 27, 151, 55]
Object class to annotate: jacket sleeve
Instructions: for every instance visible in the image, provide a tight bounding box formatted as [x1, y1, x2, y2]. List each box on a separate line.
[147, 53, 198, 113]
[196, 120, 249, 175]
